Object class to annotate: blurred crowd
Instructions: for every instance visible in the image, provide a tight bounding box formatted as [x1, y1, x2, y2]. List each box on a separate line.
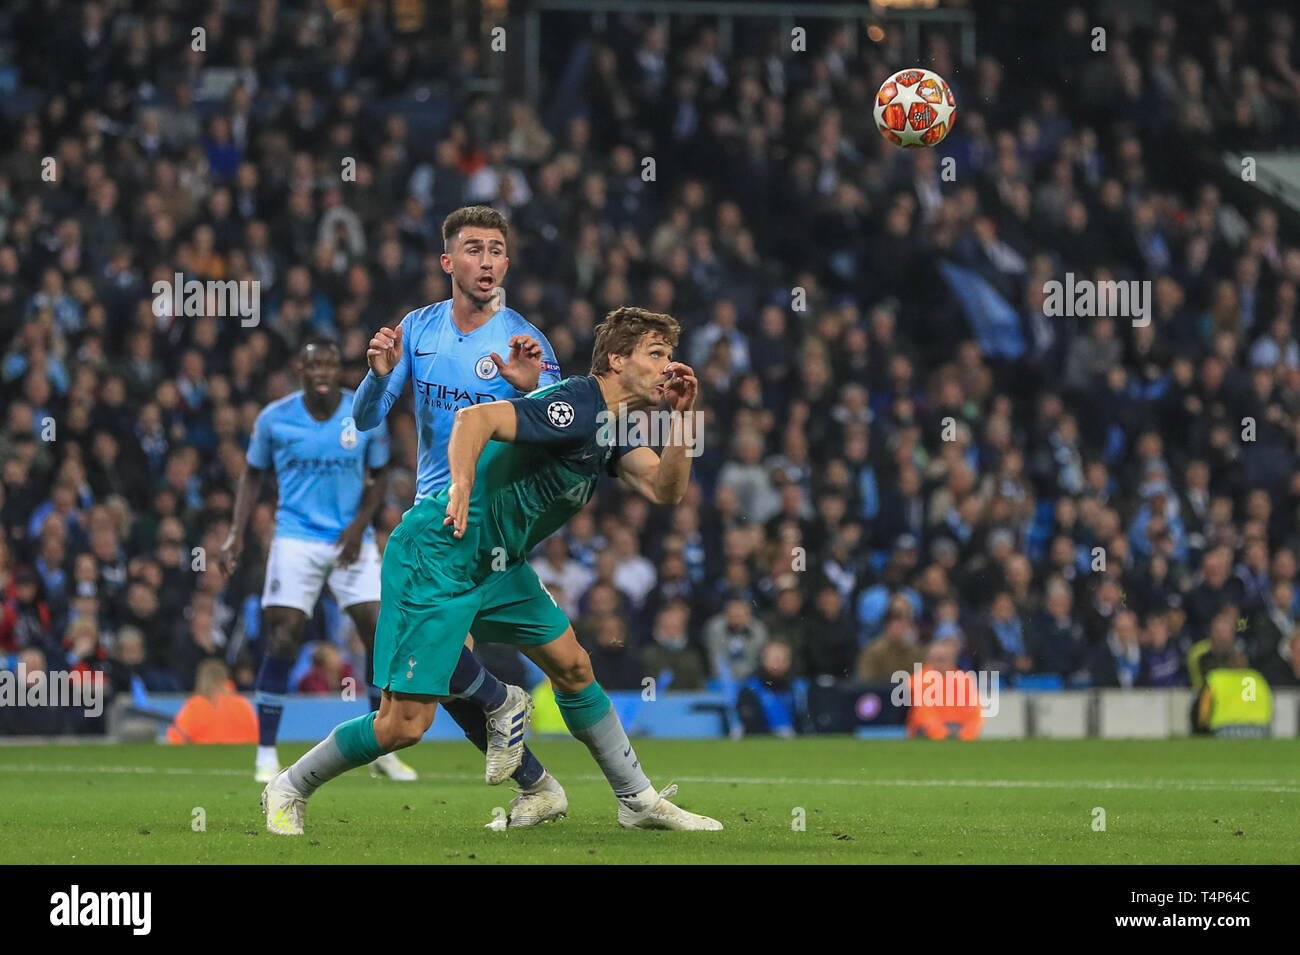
[3, 0, 1300, 735]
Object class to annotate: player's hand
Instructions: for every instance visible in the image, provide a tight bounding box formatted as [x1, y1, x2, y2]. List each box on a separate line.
[443, 482, 471, 539]
[218, 533, 241, 577]
[491, 334, 544, 392]
[335, 522, 366, 568]
[367, 324, 404, 376]
[661, 362, 698, 412]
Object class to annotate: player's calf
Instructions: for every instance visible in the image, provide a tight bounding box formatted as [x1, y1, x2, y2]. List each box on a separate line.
[253, 608, 309, 781]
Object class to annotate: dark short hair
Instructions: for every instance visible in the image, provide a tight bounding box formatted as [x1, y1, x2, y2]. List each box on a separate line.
[589, 306, 681, 375]
[442, 205, 509, 252]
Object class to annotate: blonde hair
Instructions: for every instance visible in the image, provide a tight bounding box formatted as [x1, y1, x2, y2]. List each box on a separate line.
[194, 658, 231, 699]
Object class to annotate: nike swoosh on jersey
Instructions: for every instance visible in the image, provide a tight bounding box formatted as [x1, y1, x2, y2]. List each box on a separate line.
[414, 349, 437, 357]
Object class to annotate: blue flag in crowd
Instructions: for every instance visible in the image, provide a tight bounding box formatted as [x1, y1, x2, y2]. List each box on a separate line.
[937, 261, 1026, 359]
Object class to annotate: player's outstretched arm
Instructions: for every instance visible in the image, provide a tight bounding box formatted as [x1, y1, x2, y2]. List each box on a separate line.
[443, 400, 519, 537]
[353, 322, 410, 431]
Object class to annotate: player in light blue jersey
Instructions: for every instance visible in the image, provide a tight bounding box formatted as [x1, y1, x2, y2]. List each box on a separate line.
[350, 281, 561, 495]
[351, 205, 568, 825]
[221, 336, 417, 783]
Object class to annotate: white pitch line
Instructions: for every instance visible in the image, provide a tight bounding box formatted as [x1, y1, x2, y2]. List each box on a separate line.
[1, 764, 1297, 793]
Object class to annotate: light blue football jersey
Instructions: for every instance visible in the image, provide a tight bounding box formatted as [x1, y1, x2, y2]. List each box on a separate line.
[351, 300, 561, 501]
[246, 389, 389, 543]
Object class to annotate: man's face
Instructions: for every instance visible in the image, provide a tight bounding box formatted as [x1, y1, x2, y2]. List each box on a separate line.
[724, 600, 750, 630]
[885, 618, 909, 644]
[778, 589, 801, 616]
[816, 588, 840, 617]
[612, 332, 676, 408]
[443, 227, 508, 308]
[656, 606, 686, 641]
[928, 641, 957, 671]
[1048, 589, 1071, 617]
[1115, 613, 1138, 645]
[761, 641, 792, 677]
[1211, 613, 1235, 646]
[128, 585, 156, 616]
[299, 344, 341, 397]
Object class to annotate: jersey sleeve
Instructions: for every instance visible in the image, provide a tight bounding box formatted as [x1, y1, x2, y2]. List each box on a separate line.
[246, 408, 273, 469]
[535, 329, 562, 388]
[509, 378, 599, 446]
[352, 313, 412, 431]
[366, 416, 390, 468]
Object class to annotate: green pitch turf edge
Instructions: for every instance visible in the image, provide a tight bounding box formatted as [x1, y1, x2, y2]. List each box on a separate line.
[1, 738, 1295, 864]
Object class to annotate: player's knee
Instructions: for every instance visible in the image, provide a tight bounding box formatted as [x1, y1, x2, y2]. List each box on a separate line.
[263, 614, 302, 659]
[265, 628, 298, 660]
[374, 718, 419, 751]
[391, 730, 424, 750]
[551, 647, 594, 693]
[373, 709, 431, 750]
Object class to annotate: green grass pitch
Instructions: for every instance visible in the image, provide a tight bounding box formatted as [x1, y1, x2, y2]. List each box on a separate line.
[1, 737, 1295, 864]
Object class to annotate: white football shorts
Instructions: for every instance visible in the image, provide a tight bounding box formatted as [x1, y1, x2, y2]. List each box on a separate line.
[261, 535, 382, 615]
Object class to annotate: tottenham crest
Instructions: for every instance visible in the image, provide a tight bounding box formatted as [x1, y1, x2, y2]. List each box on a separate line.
[547, 401, 575, 427]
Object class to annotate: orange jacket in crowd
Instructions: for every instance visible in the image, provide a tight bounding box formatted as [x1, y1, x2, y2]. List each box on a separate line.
[905, 666, 985, 741]
[166, 685, 258, 744]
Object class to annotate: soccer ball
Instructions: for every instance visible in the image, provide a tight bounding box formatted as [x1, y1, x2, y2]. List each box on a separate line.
[873, 68, 956, 148]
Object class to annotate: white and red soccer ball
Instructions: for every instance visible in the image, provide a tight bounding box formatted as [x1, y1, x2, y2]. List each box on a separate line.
[873, 67, 956, 148]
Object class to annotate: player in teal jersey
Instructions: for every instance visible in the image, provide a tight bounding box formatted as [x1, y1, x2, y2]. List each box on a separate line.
[264, 306, 722, 833]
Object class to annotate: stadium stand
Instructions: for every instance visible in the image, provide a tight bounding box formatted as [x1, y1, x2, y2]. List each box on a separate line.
[3, 0, 1300, 737]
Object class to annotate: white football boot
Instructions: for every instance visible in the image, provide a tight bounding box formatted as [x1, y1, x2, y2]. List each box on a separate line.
[484, 685, 533, 785]
[485, 772, 569, 830]
[617, 784, 724, 831]
[261, 770, 307, 836]
[369, 752, 419, 781]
